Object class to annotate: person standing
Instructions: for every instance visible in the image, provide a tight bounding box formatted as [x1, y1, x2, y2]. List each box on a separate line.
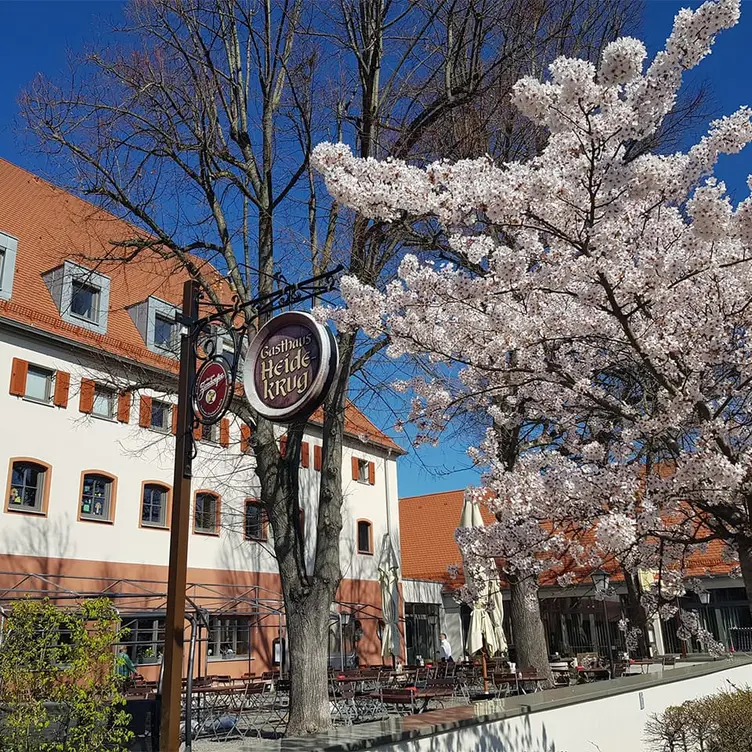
[440, 632, 453, 662]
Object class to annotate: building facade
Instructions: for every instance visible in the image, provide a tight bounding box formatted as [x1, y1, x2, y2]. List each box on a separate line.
[399, 489, 748, 663]
[0, 158, 404, 679]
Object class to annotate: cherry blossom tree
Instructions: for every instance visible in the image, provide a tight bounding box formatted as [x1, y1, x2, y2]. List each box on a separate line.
[313, 0, 752, 662]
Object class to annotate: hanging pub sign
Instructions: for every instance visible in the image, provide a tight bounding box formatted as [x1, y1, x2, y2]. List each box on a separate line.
[193, 358, 232, 423]
[243, 311, 338, 423]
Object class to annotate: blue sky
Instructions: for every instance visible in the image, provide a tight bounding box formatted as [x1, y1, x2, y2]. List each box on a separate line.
[1, 0, 751, 497]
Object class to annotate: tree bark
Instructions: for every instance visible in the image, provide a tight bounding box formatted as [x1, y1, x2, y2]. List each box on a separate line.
[623, 570, 651, 658]
[508, 574, 553, 685]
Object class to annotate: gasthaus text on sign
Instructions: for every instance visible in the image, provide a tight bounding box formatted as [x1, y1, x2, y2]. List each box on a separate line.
[243, 311, 338, 423]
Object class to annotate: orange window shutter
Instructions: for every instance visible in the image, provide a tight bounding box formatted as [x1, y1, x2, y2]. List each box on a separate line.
[220, 419, 230, 448]
[9, 358, 28, 396]
[139, 395, 152, 427]
[53, 371, 71, 408]
[240, 424, 251, 453]
[79, 379, 95, 414]
[301, 442, 310, 468]
[368, 461, 376, 486]
[171, 405, 178, 435]
[117, 392, 131, 423]
[280, 435, 287, 458]
[193, 423, 202, 441]
[351, 456, 359, 481]
[313, 445, 322, 472]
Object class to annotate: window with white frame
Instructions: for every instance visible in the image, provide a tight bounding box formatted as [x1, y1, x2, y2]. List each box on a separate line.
[9, 461, 48, 513]
[142, 483, 168, 527]
[207, 616, 250, 660]
[201, 421, 218, 443]
[80, 473, 113, 521]
[127, 296, 179, 357]
[91, 385, 115, 420]
[150, 400, 171, 432]
[0, 231, 18, 300]
[24, 366, 55, 404]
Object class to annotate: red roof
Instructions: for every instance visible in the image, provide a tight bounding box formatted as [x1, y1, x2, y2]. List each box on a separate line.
[399, 488, 738, 587]
[0, 157, 401, 452]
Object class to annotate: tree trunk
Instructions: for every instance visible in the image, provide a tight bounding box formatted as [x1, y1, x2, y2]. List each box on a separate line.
[508, 574, 553, 685]
[623, 570, 651, 658]
[737, 537, 752, 625]
[283, 585, 332, 734]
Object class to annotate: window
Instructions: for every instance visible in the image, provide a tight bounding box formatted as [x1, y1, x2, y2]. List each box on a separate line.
[122, 617, 165, 665]
[70, 279, 100, 323]
[142, 483, 169, 528]
[201, 422, 218, 443]
[357, 520, 373, 554]
[8, 460, 48, 513]
[154, 313, 175, 351]
[25, 366, 54, 403]
[42, 261, 110, 334]
[245, 500, 266, 541]
[150, 400, 171, 431]
[208, 616, 250, 660]
[0, 231, 18, 300]
[357, 459, 369, 484]
[195, 492, 219, 535]
[80, 473, 114, 521]
[91, 386, 115, 420]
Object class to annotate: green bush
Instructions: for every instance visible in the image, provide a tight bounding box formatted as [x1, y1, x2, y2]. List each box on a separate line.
[645, 685, 752, 752]
[0, 597, 133, 751]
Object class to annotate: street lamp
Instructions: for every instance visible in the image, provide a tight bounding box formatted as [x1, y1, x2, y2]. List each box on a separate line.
[592, 570, 615, 679]
[699, 591, 711, 605]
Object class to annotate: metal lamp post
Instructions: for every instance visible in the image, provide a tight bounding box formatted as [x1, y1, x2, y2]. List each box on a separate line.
[698, 591, 711, 653]
[592, 570, 615, 679]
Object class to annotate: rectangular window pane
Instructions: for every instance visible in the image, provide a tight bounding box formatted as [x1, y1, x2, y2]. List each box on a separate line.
[25, 367, 53, 403]
[142, 485, 166, 527]
[70, 279, 100, 322]
[92, 387, 114, 419]
[0, 248, 5, 284]
[357, 460, 368, 483]
[81, 475, 110, 519]
[195, 494, 217, 533]
[245, 504, 263, 540]
[9, 463, 43, 511]
[154, 314, 174, 348]
[358, 523, 370, 552]
[151, 401, 169, 430]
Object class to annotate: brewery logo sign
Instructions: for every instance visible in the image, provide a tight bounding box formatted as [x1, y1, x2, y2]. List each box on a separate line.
[194, 359, 232, 423]
[244, 311, 338, 422]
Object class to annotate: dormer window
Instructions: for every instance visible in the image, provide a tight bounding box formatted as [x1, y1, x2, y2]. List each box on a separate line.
[0, 231, 18, 301]
[42, 261, 110, 334]
[70, 279, 100, 323]
[127, 296, 179, 357]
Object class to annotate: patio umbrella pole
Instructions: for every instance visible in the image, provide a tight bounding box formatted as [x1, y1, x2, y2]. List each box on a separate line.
[482, 636, 489, 694]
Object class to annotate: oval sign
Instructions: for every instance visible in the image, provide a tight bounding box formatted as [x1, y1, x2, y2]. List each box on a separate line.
[243, 311, 338, 423]
[194, 359, 232, 423]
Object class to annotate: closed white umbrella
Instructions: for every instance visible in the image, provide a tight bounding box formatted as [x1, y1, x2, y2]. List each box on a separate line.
[459, 497, 507, 660]
[378, 534, 400, 663]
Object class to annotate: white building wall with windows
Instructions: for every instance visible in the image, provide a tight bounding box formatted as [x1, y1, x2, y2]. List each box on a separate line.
[0, 325, 400, 583]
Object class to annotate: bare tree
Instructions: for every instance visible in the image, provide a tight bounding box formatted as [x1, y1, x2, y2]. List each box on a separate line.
[21, 0, 654, 731]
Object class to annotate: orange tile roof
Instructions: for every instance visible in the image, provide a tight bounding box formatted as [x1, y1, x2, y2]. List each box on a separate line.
[0, 157, 401, 452]
[399, 488, 738, 588]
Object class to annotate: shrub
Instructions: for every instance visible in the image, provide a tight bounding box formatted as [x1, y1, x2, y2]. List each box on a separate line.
[645, 685, 752, 752]
[0, 597, 132, 751]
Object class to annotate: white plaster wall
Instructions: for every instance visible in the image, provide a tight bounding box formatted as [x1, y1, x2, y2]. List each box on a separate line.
[384, 661, 752, 752]
[403, 579, 443, 605]
[0, 331, 400, 584]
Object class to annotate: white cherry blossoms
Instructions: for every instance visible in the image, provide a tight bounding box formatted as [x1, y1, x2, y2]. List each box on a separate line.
[313, 0, 752, 621]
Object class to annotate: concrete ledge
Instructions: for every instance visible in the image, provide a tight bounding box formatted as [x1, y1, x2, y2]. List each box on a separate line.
[236, 656, 752, 751]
